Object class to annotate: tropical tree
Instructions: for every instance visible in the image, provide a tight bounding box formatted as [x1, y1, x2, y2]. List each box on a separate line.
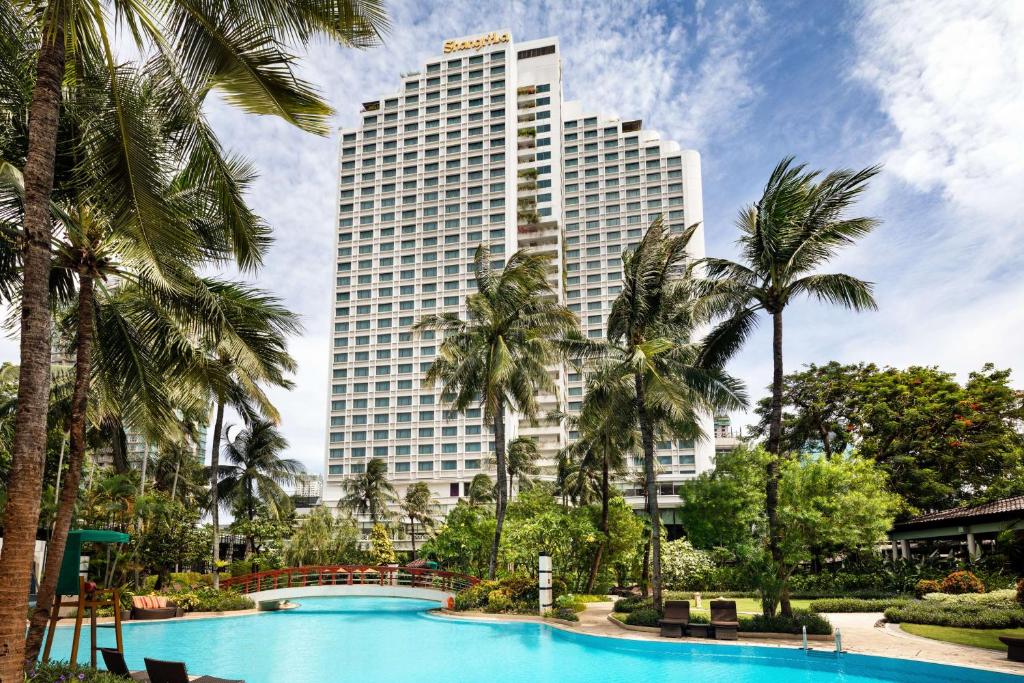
[0, 1, 388, 671]
[556, 372, 636, 593]
[285, 506, 362, 567]
[695, 157, 880, 616]
[401, 482, 438, 560]
[215, 419, 302, 555]
[415, 245, 584, 579]
[339, 457, 396, 524]
[604, 217, 747, 608]
[466, 473, 496, 507]
[505, 436, 540, 498]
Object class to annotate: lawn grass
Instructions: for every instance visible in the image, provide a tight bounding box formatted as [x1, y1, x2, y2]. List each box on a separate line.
[690, 597, 813, 615]
[900, 623, 1024, 651]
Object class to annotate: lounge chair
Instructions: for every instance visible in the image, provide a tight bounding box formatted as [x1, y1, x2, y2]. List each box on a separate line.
[658, 600, 690, 638]
[710, 600, 740, 640]
[1000, 636, 1024, 662]
[130, 595, 182, 620]
[143, 658, 244, 683]
[99, 648, 150, 681]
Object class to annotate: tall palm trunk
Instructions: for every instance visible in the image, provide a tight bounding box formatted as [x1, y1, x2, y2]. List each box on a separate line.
[409, 517, 417, 560]
[764, 309, 789, 617]
[209, 400, 225, 588]
[635, 372, 662, 609]
[24, 273, 96, 665]
[487, 406, 507, 579]
[0, 27, 65, 681]
[585, 457, 609, 593]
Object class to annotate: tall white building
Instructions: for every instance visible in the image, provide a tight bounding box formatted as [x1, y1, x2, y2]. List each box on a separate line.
[323, 32, 715, 530]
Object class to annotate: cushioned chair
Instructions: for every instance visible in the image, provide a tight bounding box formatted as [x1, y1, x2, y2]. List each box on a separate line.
[143, 658, 244, 683]
[658, 600, 690, 638]
[710, 600, 740, 640]
[99, 648, 150, 681]
[130, 595, 182, 620]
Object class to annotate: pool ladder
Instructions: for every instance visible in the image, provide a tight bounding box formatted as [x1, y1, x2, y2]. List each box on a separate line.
[802, 626, 843, 656]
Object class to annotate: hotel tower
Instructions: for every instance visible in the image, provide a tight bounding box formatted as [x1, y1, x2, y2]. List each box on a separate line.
[323, 32, 718, 538]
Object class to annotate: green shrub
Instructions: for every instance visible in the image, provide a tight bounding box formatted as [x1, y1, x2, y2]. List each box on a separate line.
[914, 579, 943, 598]
[625, 606, 661, 627]
[922, 589, 1016, 608]
[453, 582, 495, 611]
[740, 609, 832, 635]
[884, 601, 1024, 628]
[809, 598, 911, 613]
[485, 589, 512, 613]
[941, 570, 985, 594]
[549, 606, 579, 622]
[614, 596, 651, 613]
[26, 662, 124, 682]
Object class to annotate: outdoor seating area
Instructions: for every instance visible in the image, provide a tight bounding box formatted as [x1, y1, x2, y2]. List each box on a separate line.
[130, 595, 183, 621]
[657, 599, 739, 640]
[100, 648, 244, 683]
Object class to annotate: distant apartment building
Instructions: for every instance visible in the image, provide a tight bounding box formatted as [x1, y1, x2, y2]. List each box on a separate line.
[323, 32, 733, 532]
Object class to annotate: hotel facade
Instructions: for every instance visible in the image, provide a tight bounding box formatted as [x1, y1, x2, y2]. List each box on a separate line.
[322, 33, 724, 535]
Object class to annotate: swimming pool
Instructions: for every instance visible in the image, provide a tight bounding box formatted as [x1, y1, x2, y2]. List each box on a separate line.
[47, 597, 1020, 682]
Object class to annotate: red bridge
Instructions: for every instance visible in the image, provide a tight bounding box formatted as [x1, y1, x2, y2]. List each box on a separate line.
[220, 565, 479, 598]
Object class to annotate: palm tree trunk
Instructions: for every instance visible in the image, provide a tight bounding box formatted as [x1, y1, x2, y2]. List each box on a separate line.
[0, 26, 65, 680]
[640, 527, 651, 597]
[209, 400, 225, 588]
[24, 272, 96, 665]
[635, 372, 663, 610]
[765, 309, 788, 617]
[139, 443, 149, 495]
[487, 406, 507, 579]
[585, 458, 609, 593]
[410, 517, 417, 560]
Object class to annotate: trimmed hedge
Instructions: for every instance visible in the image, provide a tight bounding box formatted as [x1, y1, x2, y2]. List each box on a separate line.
[809, 597, 911, 613]
[626, 607, 662, 627]
[922, 589, 1016, 608]
[614, 596, 652, 613]
[884, 601, 1024, 629]
[740, 610, 832, 635]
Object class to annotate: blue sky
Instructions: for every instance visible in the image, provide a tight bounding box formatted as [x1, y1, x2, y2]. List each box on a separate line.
[4, 0, 1022, 476]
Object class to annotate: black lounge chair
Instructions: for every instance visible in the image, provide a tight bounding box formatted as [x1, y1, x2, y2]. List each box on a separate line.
[710, 600, 740, 640]
[658, 600, 690, 638]
[144, 657, 244, 683]
[99, 648, 150, 681]
[1001, 636, 1024, 662]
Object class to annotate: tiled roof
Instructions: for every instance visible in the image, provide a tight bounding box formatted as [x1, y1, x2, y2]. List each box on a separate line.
[895, 495, 1024, 530]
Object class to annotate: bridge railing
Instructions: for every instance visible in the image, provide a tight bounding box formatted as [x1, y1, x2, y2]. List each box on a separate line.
[220, 565, 480, 595]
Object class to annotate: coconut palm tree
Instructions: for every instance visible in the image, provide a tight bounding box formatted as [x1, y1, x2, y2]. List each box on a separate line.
[339, 457, 396, 525]
[415, 245, 584, 579]
[604, 216, 748, 609]
[466, 473, 496, 507]
[694, 158, 880, 616]
[215, 419, 302, 555]
[401, 483, 438, 560]
[0, 1, 387, 671]
[557, 372, 637, 593]
[505, 436, 540, 499]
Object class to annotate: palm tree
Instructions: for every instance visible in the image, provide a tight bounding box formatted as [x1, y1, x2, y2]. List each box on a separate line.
[415, 245, 583, 579]
[339, 457, 396, 525]
[695, 157, 880, 616]
[215, 419, 302, 555]
[466, 473, 496, 507]
[401, 483, 438, 560]
[605, 217, 748, 609]
[505, 436, 540, 498]
[0, 1, 387, 672]
[557, 372, 636, 593]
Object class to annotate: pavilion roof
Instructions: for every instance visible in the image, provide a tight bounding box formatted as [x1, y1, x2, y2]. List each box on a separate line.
[893, 495, 1024, 531]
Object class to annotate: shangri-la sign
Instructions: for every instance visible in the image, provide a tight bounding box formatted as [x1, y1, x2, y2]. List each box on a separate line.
[443, 32, 511, 54]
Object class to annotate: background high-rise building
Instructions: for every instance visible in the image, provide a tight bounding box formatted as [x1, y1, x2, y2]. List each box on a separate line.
[323, 32, 730, 537]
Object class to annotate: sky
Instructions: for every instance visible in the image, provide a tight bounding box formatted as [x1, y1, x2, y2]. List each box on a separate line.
[3, 0, 1023, 478]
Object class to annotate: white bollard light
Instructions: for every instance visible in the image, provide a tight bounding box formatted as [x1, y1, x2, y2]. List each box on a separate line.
[539, 553, 553, 614]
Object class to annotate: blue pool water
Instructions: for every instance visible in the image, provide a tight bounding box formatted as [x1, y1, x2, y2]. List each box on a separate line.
[46, 597, 1019, 682]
